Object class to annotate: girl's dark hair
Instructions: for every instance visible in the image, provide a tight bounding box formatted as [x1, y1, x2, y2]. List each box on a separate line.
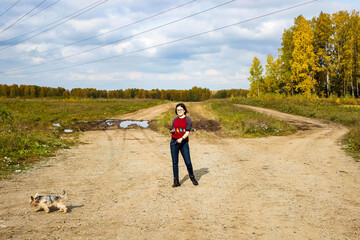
[175, 103, 188, 115]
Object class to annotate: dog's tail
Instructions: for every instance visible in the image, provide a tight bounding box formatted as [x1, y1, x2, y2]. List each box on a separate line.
[62, 190, 68, 201]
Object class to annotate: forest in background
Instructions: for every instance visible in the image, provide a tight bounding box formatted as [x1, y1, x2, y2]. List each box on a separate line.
[248, 10, 360, 98]
[0, 84, 248, 101]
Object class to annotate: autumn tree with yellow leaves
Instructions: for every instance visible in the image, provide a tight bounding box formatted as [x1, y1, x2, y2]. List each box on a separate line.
[312, 12, 334, 97]
[278, 27, 295, 95]
[343, 11, 360, 97]
[332, 11, 351, 96]
[264, 54, 281, 94]
[248, 57, 264, 97]
[291, 15, 317, 97]
[248, 10, 360, 98]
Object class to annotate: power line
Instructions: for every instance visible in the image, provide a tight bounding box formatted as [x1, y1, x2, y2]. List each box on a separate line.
[0, 0, 196, 61]
[0, 0, 109, 49]
[17, 0, 62, 25]
[0, 0, 318, 76]
[5, 0, 236, 72]
[0, 0, 105, 44]
[0, 0, 47, 35]
[0, 0, 22, 18]
[0, 0, 108, 47]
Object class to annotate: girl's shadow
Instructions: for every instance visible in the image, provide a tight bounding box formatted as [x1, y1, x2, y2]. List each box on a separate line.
[180, 168, 209, 185]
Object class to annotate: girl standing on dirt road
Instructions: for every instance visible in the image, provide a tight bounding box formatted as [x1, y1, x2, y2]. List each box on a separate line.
[170, 103, 198, 187]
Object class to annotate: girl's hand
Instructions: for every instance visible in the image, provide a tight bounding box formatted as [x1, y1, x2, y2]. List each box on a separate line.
[176, 138, 183, 144]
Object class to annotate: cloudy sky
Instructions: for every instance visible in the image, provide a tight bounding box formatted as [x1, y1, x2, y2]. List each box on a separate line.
[0, 0, 359, 91]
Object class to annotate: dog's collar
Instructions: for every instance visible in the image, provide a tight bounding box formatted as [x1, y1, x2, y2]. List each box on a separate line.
[34, 195, 54, 203]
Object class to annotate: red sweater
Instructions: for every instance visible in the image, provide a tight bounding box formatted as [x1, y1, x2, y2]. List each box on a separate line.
[171, 116, 192, 140]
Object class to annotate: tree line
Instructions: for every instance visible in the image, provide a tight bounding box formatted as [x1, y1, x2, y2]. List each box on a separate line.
[0, 84, 248, 101]
[248, 10, 360, 98]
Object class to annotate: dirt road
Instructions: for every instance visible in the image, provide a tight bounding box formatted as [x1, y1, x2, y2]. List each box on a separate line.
[1, 102, 359, 239]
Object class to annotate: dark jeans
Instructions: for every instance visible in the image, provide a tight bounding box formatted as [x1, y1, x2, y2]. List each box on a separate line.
[170, 139, 194, 180]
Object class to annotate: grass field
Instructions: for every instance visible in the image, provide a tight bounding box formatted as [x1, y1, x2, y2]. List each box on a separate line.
[0, 98, 164, 177]
[232, 95, 360, 160]
[207, 100, 296, 137]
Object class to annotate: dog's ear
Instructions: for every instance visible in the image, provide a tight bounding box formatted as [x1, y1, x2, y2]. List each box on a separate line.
[34, 193, 39, 198]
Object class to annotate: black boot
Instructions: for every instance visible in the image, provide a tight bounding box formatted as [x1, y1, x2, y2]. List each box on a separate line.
[190, 176, 198, 186]
[172, 179, 181, 187]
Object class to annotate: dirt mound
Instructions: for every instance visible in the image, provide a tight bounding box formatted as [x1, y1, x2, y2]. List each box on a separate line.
[192, 119, 221, 131]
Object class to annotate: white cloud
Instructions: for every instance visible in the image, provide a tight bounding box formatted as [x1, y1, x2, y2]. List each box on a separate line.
[69, 72, 122, 82]
[126, 71, 144, 80]
[15, 43, 54, 53]
[112, 42, 131, 54]
[31, 57, 45, 64]
[126, 71, 190, 81]
[139, 37, 157, 55]
[205, 69, 220, 76]
[68, 19, 102, 32]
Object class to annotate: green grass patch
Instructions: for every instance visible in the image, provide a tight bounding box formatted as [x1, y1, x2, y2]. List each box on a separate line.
[208, 100, 296, 137]
[0, 98, 164, 178]
[232, 95, 360, 160]
[152, 108, 174, 135]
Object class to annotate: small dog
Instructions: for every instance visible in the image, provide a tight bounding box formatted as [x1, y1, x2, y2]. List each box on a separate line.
[30, 190, 68, 213]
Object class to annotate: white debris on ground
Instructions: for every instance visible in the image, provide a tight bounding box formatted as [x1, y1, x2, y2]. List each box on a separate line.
[119, 120, 149, 129]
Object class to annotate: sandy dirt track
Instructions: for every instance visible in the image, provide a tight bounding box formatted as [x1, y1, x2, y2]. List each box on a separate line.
[0, 102, 360, 240]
